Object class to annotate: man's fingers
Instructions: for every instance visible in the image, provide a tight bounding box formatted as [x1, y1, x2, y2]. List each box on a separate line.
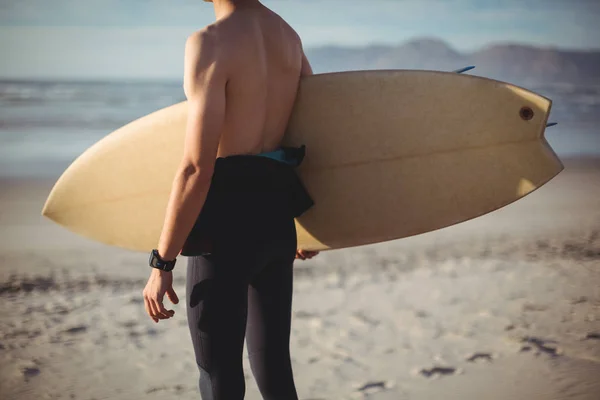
[148, 298, 169, 320]
[153, 297, 174, 319]
[144, 296, 158, 323]
[296, 249, 320, 260]
[148, 299, 161, 320]
[166, 287, 179, 305]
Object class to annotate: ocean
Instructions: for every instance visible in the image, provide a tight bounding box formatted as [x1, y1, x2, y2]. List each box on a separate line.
[1, 79, 599, 179]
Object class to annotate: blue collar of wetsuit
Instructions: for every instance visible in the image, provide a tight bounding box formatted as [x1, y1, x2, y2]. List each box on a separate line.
[255, 145, 306, 168]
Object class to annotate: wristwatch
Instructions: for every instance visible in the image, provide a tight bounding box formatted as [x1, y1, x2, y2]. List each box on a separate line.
[149, 249, 177, 272]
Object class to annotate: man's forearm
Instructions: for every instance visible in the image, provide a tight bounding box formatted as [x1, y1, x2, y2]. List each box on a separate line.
[157, 167, 212, 261]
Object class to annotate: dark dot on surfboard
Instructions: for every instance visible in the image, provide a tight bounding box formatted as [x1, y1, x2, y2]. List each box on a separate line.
[520, 106, 534, 121]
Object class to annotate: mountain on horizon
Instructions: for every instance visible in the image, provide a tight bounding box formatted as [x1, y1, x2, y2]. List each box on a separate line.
[306, 38, 600, 86]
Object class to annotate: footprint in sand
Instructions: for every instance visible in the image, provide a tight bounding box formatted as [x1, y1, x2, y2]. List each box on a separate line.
[128, 327, 158, 339]
[466, 352, 494, 363]
[22, 366, 40, 382]
[419, 366, 458, 378]
[5, 329, 42, 340]
[585, 332, 600, 340]
[570, 296, 588, 305]
[357, 381, 386, 391]
[522, 302, 549, 312]
[146, 384, 186, 394]
[520, 336, 562, 357]
[351, 311, 380, 327]
[64, 325, 88, 335]
[120, 320, 137, 328]
[146, 386, 168, 394]
[355, 380, 395, 394]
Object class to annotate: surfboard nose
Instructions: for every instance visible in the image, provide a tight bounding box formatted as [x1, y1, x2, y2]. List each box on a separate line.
[41, 199, 50, 217]
[41, 177, 66, 221]
[41, 191, 56, 219]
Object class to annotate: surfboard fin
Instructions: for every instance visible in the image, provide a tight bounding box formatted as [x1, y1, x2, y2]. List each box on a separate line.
[454, 66, 476, 74]
[546, 122, 558, 127]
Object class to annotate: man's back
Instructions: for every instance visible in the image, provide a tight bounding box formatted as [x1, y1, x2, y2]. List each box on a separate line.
[184, 3, 312, 158]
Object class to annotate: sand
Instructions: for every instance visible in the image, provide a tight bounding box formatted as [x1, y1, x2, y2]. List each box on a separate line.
[1, 157, 599, 400]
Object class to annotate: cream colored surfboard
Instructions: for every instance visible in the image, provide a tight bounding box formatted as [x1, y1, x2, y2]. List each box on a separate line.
[42, 70, 563, 252]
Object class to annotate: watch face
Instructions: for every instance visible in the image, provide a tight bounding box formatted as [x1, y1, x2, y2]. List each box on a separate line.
[150, 250, 159, 268]
[149, 249, 175, 271]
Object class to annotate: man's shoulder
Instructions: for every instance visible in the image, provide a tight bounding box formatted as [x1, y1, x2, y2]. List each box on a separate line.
[185, 20, 238, 54]
[186, 25, 217, 50]
[184, 25, 227, 66]
[194, 12, 250, 41]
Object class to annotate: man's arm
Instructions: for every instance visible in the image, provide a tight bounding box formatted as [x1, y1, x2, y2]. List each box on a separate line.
[301, 48, 313, 77]
[156, 31, 227, 261]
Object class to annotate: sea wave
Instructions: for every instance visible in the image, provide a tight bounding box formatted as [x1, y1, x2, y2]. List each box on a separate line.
[0, 81, 184, 108]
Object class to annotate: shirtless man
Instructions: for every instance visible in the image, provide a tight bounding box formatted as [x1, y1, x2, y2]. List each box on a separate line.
[142, 0, 318, 398]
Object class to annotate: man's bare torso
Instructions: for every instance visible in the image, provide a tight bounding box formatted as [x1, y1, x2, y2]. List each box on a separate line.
[183, 3, 311, 158]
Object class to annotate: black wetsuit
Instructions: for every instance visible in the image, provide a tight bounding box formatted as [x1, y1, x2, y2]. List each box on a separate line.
[181, 146, 314, 400]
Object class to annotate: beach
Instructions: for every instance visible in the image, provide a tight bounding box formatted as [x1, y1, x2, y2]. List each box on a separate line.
[0, 156, 599, 400]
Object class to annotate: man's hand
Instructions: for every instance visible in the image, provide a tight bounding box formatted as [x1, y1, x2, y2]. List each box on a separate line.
[143, 269, 179, 323]
[295, 249, 319, 260]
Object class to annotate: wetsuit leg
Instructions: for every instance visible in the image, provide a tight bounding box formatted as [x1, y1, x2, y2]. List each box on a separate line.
[245, 219, 299, 400]
[186, 253, 250, 400]
[186, 208, 299, 399]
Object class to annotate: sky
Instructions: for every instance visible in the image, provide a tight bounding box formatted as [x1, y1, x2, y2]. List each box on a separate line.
[1, 0, 599, 80]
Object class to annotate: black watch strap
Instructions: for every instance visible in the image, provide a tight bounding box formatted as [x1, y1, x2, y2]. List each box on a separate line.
[149, 249, 176, 272]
